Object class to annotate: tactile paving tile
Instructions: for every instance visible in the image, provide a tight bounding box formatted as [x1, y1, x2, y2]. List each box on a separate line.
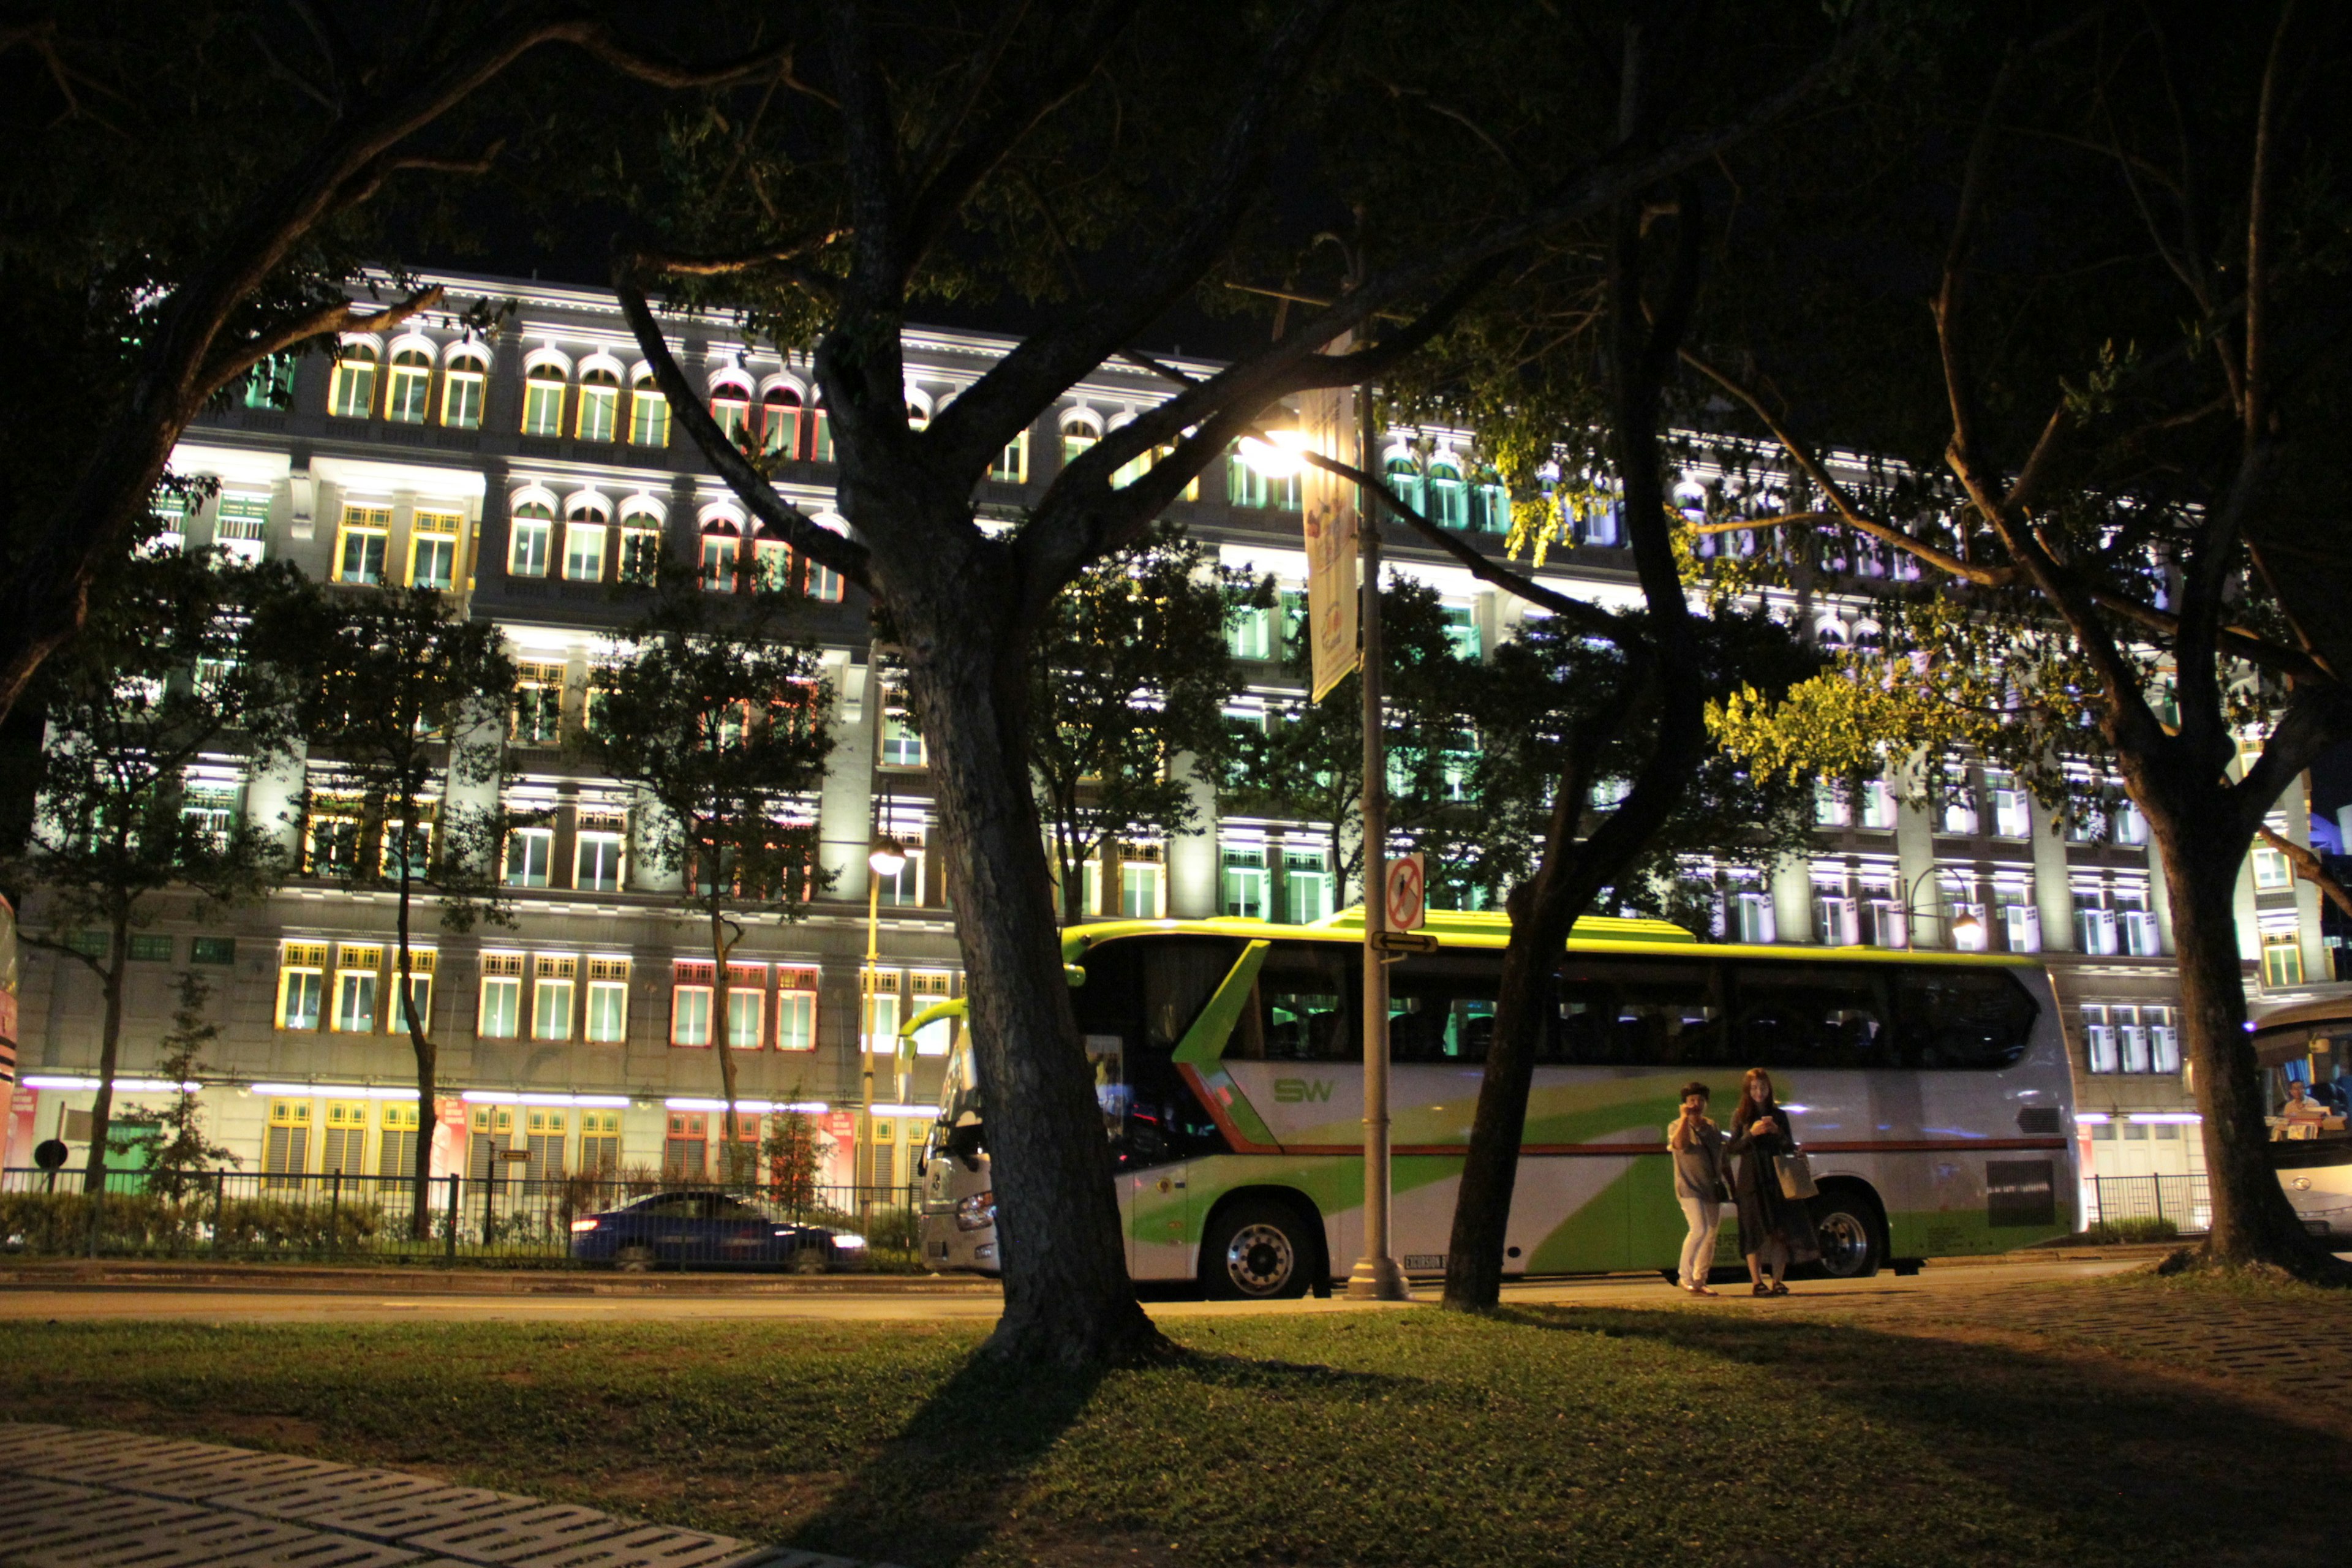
[495, 1520, 766, 1567]
[198, 1539, 434, 1568]
[10, 1508, 323, 1567]
[0, 1425, 908, 1568]
[208, 1468, 453, 1521]
[0, 1490, 216, 1554]
[298, 1484, 545, 1544]
[402, 1500, 636, 1562]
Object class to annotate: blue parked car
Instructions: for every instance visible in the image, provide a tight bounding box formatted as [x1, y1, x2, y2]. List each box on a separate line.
[569, 1189, 868, 1272]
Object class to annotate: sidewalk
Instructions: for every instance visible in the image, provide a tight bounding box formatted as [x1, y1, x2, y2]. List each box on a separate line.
[0, 1260, 1003, 1296]
[0, 1422, 901, 1567]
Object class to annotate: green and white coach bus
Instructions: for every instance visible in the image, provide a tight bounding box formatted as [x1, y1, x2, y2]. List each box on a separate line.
[917, 910, 2078, 1297]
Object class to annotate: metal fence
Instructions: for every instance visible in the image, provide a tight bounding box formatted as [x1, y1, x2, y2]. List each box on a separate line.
[2085, 1174, 2211, 1237]
[0, 1167, 924, 1267]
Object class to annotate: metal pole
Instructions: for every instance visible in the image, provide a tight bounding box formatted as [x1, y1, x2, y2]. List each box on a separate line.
[861, 871, 879, 1204]
[1348, 390, 1409, 1302]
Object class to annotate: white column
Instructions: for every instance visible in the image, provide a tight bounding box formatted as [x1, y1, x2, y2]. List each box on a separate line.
[1166, 751, 1219, 918]
[1771, 857, 1815, 944]
[1893, 772, 1939, 947]
[816, 649, 876, 903]
[2030, 793, 2075, 953]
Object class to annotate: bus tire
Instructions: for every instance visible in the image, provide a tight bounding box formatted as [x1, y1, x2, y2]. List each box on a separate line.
[1200, 1197, 1317, 1300]
[1807, 1185, 1885, 1280]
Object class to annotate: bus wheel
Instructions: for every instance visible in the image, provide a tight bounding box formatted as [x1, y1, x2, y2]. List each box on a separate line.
[1809, 1189, 1883, 1280]
[1200, 1199, 1314, 1300]
[616, 1245, 655, 1273]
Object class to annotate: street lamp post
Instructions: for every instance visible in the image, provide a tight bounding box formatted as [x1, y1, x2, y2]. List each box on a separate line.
[861, 834, 907, 1199]
[1898, 863, 1980, 950]
[1241, 396, 1409, 1302]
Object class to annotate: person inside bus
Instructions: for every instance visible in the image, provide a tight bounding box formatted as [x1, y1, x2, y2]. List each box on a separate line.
[1667, 1080, 1729, 1297]
[2280, 1078, 2330, 1128]
[1724, 1067, 1820, 1295]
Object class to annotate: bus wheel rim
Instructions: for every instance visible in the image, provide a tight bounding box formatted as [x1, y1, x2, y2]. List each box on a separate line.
[1817, 1211, 1869, 1274]
[1226, 1223, 1294, 1293]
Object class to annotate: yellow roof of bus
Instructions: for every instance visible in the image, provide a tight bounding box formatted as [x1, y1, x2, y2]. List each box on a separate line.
[1060, 907, 2040, 968]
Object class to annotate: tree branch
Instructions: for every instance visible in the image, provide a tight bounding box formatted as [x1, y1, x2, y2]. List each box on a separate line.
[1292, 445, 1636, 645]
[196, 285, 445, 402]
[1678, 348, 2016, 585]
[612, 272, 874, 593]
[2259, 823, 2352, 922]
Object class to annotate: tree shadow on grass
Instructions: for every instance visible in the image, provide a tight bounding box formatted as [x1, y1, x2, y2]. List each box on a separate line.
[1494, 1303, 2351, 1568]
[783, 1347, 1417, 1567]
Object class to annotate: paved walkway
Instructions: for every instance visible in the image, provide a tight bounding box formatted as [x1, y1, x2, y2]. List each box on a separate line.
[1773, 1272, 2352, 1391]
[0, 1423, 899, 1568]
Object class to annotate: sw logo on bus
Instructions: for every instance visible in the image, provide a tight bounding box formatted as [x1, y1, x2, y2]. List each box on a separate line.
[1273, 1078, 1335, 1103]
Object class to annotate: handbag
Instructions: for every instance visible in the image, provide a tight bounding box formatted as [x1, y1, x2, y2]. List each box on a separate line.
[1774, 1148, 1819, 1201]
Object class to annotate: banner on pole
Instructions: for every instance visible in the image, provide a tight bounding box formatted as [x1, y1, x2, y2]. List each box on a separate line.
[1301, 383, 1359, 703]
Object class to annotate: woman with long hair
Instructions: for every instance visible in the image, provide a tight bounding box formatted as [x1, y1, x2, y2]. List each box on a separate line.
[1724, 1067, 1819, 1295]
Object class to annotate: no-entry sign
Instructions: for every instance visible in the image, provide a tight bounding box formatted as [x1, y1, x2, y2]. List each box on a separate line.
[1384, 852, 1425, 933]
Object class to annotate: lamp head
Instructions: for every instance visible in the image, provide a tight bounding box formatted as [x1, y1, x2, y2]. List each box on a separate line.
[1237, 416, 1310, 478]
[869, 835, 907, 877]
[1950, 910, 1983, 941]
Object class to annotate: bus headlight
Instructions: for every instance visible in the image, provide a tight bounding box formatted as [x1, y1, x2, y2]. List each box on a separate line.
[569, 1218, 601, 1234]
[956, 1191, 997, 1232]
[832, 1232, 868, 1251]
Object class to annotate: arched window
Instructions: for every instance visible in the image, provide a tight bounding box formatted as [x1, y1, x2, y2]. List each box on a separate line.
[618, 501, 665, 584]
[441, 347, 488, 429]
[628, 369, 669, 447]
[328, 342, 379, 419]
[241, 352, 296, 411]
[1060, 408, 1102, 467]
[508, 499, 554, 578]
[576, 365, 621, 442]
[385, 345, 433, 424]
[1470, 468, 1510, 533]
[990, 429, 1030, 484]
[905, 388, 933, 431]
[709, 378, 752, 447]
[1428, 452, 1469, 529]
[752, 523, 793, 593]
[521, 360, 567, 436]
[563, 499, 609, 583]
[700, 517, 741, 591]
[806, 514, 849, 603]
[807, 390, 833, 463]
[760, 384, 804, 458]
[1383, 451, 1423, 516]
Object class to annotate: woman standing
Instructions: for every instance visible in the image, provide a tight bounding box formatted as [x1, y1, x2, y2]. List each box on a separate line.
[1667, 1081, 1728, 1296]
[1724, 1067, 1820, 1295]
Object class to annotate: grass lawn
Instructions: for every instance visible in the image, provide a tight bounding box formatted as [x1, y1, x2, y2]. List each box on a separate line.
[0, 1296, 2344, 1567]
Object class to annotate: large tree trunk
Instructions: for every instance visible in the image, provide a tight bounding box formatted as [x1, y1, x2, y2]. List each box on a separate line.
[1443, 133, 1709, 1306]
[80, 915, 131, 1202]
[2147, 800, 2337, 1272]
[898, 585, 1164, 1366]
[396, 869, 438, 1243]
[710, 905, 742, 1186]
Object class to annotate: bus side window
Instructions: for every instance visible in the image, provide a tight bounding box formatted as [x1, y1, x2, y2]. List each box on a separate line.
[1554, 963, 1727, 1065]
[1730, 965, 1892, 1069]
[1388, 957, 1498, 1064]
[1255, 943, 1360, 1062]
[1893, 968, 2037, 1069]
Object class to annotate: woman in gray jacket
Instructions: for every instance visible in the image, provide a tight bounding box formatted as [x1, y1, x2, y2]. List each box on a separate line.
[1668, 1080, 1728, 1295]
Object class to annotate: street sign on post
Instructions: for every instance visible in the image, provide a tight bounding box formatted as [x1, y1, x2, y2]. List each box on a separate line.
[1299, 384, 1359, 703]
[1384, 851, 1425, 934]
